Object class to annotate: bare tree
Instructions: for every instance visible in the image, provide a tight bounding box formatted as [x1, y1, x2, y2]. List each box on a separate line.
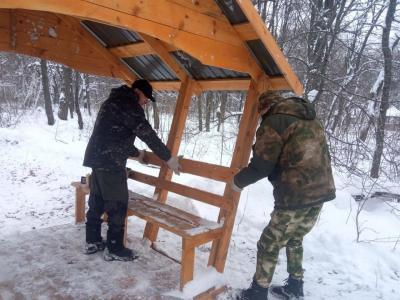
[370, 0, 398, 178]
[40, 59, 55, 126]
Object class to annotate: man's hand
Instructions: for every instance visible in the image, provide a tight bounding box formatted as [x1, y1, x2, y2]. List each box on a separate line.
[167, 155, 183, 175]
[231, 178, 243, 193]
[133, 150, 149, 165]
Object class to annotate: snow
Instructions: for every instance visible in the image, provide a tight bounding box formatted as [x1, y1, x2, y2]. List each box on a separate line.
[370, 70, 384, 95]
[0, 110, 399, 299]
[386, 106, 400, 117]
[307, 89, 318, 103]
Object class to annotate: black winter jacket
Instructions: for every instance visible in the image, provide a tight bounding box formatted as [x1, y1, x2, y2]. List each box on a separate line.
[83, 85, 171, 170]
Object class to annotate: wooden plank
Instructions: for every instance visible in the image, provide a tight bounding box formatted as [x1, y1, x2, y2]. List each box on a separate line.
[233, 23, 258, 41]
[85, 0, 240, 46]
[234, 0, 304, 95]
[140, 33, 187, 81]
[71, 182, 88, 224]
[127, 192, 223, 237]
[144, 77, 194, 242]
[194, 286, 226, 300]
[136, 152, 236, 183]
[196, 79, 251, 91]
[149, 77, 291, 92]
[208, 80, 261, 272]
[0, 9, 10, 28]
[150, 80, 181, 91]
[109, 41, 177, 58]
[128, 171, 232, 210]
[9, 9, 16, 49]
[109, 42, 154, 58]
[181, 238, 195, 289]
[167, 0, 224, 18]
[0, 1, 262, 78]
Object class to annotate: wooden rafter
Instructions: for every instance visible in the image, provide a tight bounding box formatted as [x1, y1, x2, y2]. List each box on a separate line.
[57, 14, 136, 83]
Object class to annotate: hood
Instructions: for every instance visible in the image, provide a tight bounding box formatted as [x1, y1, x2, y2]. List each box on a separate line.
[268, 97, 316, 120]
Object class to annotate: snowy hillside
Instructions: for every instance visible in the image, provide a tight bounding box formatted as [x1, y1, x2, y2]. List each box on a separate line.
[0, 111, 399, 299]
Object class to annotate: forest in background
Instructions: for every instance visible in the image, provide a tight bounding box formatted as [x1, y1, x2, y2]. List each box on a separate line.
[0, 0, 399, 186]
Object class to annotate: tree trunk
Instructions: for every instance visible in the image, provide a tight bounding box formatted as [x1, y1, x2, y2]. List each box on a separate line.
[83, 73, 91, 116]
[62, 66, 74, 119]
[40, 59, 55, 126]
[217, 92, 227, 132]
[370, 0, 397, 178]
[73, 71, 84, 130]
[198, 95, 203, 132]
[151, 101, 160, 130]
[205, 92, 212, 132]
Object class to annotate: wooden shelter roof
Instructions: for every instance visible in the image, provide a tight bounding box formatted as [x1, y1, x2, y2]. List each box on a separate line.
[0, 0, 303, 95]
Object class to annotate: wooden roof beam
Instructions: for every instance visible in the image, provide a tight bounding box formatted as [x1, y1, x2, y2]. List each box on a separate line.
[150, 77, 291, 92]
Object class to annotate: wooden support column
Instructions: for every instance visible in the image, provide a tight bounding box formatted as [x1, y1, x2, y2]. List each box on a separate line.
[181, 238, 196, 289]
[143, 77, 194, 242]
[208, 80, 261, 272]
[75, 188, 86, 224]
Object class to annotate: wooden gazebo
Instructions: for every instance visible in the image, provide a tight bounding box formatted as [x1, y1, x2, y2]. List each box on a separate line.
[0, 0, 302, 298]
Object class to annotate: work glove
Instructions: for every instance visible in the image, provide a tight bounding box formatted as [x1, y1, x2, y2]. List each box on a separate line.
[230, 178, 243, 193]
[167, 155, 183, 175]
[132, 149, 148, 165]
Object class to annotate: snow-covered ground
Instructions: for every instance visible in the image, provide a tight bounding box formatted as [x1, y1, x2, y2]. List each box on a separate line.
[0, 110, 399, 299]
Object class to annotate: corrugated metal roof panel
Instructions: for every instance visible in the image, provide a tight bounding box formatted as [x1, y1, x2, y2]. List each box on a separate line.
[214, 0, 248, 25]
[246, 40, 282, 76]
[123, 55, 178, 81]
[172, 51, 249, 80]
[81, 20, 142, 47]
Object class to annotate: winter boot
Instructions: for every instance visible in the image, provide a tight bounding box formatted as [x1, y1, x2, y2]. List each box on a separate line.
[84, 240, 106, 255]
[103, 229, 139, 262]
[270, 275, 304, 300]
[85, 223, 105, 254]
[236, 280, 269, 300]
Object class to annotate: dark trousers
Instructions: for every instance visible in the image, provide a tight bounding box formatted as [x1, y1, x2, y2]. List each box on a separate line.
[86, 169, 128, 250]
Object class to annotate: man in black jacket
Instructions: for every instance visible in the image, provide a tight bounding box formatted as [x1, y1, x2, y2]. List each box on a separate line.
[83, 79, 181, 261]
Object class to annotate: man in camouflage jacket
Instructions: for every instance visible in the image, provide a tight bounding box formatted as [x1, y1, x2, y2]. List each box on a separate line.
[83, 79, 181, 262]
[233, 91, 335, 300]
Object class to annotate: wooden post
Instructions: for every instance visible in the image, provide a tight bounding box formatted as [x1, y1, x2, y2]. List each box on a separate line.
[208, 80, 260, 272]
[143, 77, 194, 242]
[75, 187, 86, 224]
[181, 238, 195, 289]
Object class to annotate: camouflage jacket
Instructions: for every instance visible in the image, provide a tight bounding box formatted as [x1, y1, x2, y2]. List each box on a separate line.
[83, 85, 171, 171]
[234, 97, 336, 209]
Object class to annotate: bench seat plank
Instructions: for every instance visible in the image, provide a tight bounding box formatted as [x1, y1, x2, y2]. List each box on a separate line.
[127, 192, 223, 239]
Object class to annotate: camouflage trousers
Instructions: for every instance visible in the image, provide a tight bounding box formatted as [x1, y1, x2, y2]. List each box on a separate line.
[254, 204, 322, 287]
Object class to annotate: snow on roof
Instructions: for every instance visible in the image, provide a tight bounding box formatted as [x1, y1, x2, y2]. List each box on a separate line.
[387, 106, 400, 117]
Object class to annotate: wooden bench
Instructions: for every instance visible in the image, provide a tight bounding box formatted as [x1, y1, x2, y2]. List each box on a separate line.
[71, 152, 235, 291]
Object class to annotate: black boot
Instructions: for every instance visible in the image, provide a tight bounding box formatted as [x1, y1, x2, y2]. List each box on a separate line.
[85, 223, 104, 254]
[269, 275, 304, 300]
[104, 229, 138, 262]
[236, 280, 269, 300]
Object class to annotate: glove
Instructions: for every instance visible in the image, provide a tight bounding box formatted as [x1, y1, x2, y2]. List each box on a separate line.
[231, 178, 242, 193]
[133, 150, 148, 165]
[167, 155, 183, 175]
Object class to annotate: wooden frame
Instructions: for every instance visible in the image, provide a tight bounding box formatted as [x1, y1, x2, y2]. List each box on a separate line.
[1, 1, 304, 298]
